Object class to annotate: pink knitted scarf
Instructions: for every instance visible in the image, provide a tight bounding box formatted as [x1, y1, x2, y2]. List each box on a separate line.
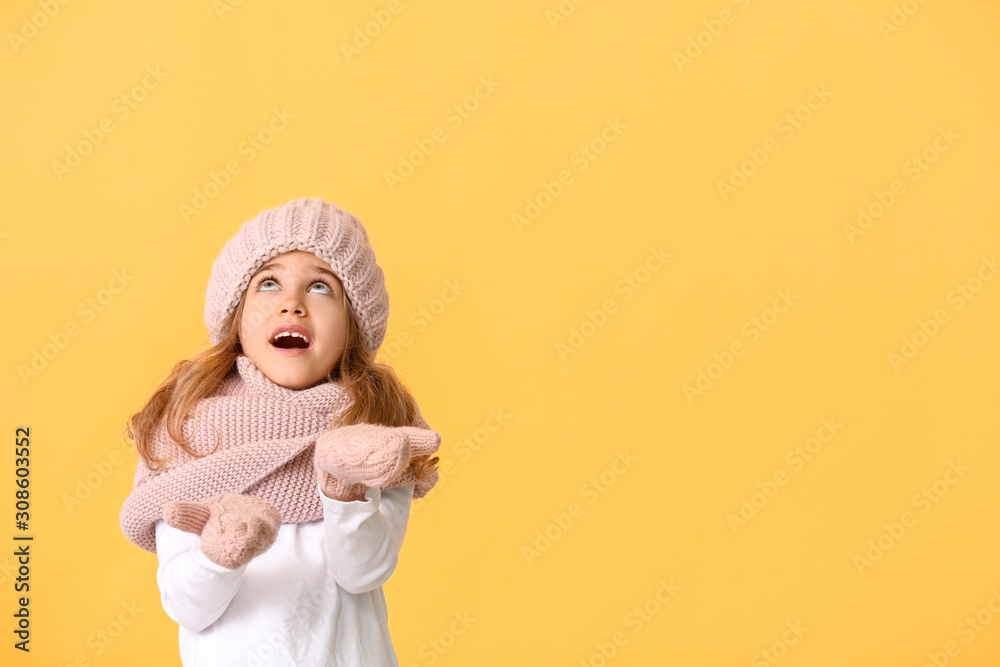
[120, 355, 360, 554]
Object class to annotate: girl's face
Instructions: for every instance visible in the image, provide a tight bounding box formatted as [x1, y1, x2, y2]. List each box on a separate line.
[239, 250, 349, 390]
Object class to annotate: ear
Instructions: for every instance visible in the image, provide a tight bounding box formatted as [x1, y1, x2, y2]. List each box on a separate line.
[162, 501, 212, 535]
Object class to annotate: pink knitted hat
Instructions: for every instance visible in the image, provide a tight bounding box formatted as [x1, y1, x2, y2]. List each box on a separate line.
[204, 197, 389, 354]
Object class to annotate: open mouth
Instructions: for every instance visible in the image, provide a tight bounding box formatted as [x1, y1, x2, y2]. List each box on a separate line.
[270, 331, 311, 349]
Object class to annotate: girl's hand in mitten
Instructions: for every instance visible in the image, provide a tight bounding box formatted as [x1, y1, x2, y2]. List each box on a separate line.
[162, 493, 281, 570]
[314, 423, 441, 499]
[384, 460, 439, 499]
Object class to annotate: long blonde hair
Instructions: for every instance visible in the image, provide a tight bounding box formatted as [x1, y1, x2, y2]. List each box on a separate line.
[124, 287, 438, 481]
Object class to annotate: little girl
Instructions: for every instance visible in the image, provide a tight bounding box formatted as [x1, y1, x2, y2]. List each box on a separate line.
[119, 197, 440, 666]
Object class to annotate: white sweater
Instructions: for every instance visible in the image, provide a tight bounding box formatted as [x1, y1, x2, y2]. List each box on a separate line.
[154, 483, 414, 667]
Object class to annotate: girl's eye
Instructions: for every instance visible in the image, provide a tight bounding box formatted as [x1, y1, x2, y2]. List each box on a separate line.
[255, 274, 334, 295]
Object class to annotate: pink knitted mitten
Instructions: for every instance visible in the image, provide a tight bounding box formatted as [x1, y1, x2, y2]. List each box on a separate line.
[322, 460, 440, 500]
[162, 493, 281, 570]
[314, 423, 441, 500]
[385, 462, 439, 500]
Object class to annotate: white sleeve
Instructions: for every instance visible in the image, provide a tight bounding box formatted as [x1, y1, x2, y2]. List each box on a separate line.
[320, 483, 414, 594]
[154, 518, 248, 632]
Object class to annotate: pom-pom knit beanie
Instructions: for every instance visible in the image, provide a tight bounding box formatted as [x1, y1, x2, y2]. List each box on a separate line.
[203, 197, 389, 354]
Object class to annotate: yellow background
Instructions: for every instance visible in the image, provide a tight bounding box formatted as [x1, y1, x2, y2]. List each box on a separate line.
[3, 0, 999, 665]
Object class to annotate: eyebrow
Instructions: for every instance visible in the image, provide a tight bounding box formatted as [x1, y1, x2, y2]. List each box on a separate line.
[253, 262, 341, 284]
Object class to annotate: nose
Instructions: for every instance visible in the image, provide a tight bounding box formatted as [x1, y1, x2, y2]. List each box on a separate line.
[279, 294, 306, 316]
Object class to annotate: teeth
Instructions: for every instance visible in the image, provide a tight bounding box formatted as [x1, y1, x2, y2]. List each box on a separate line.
[272, 331, 310, 344]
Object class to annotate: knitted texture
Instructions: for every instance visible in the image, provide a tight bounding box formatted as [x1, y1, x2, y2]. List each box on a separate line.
[315, 424, 441, 499]
[162, 493, 281, 570]
[322, 460, 441, 501]
[315, 424, 441, 488]
[119, 354, 436, 554]
[203, 197, 389, 354]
